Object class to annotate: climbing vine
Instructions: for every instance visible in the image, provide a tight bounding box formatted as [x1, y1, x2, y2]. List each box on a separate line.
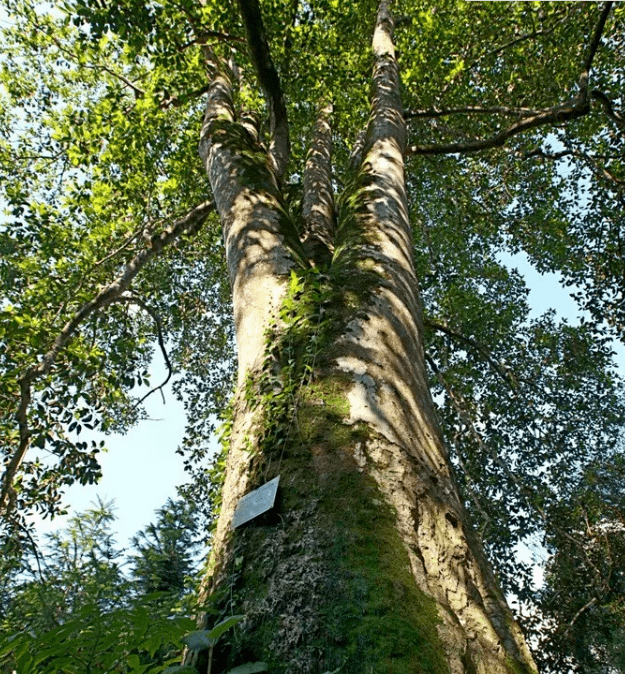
[244, 266, 334, 468]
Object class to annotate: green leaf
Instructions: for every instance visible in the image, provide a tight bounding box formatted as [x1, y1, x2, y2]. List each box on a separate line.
[225, 663, 268, 674]
[206, 614, 247, 644]
[181, 630, 213, 651]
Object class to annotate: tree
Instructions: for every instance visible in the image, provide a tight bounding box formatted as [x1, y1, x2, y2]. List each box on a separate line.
[0, 0, 624, 672]
[0, 498, 125, 637]
[0, 499, 198, 673]
[532, 455, 625, 674]
[131, 497, 202, 596]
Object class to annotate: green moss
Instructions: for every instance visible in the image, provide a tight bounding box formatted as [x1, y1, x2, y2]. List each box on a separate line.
[297, 375, 352, 443]
[205, 215, 452, 671]
[313, 469, 451, 674]
[206, 355, 454, 673]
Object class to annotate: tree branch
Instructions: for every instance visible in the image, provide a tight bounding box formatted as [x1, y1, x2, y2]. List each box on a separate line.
[522, 146, 624, 186]
[98, 64, 145, 99]
[32, 200, 213, 383]
[425, 318, 518, 391]
[179, 30, 247, 50]
[562, 597, 598, 637]
[426, 353, 609, 586]
[425, 354, 492, 540]
[237, 0, 290, 178]
[0, 201, 214, 520]
[110, 294, 174, 407]
[591, 89, 624, 130]
[405, 105, 541, 120]
[407, 98, 590, 156]
[407, 3, 613, 157]
[302, 102, 335, 265]
[582, 3, 613, 78]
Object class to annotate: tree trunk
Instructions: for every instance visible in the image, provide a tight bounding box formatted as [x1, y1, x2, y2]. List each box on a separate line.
[192, 3, 538, 673]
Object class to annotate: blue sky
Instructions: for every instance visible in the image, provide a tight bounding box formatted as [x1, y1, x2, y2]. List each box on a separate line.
[33, 361, 211, 548]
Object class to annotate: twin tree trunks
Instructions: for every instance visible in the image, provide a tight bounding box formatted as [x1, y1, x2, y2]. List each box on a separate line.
[192, 2, 538, 673]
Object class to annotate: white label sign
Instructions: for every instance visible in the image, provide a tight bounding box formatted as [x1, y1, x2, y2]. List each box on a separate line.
[231, 476, 280, 529]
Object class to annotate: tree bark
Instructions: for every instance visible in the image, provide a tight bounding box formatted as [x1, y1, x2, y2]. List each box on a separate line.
[192, 3, 538, 673]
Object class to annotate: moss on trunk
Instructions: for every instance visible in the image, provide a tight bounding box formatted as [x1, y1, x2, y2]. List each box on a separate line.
[201, 368, 451, 674]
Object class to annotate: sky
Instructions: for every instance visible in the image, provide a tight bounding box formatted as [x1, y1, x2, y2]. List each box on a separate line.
[32, 250, 625, 553]
[33, 360, 216, 549]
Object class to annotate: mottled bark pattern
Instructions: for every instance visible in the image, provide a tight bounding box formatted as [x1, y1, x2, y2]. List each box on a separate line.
[332, 3, 537, 672]
[193, 2, 538, 673]
[198, 66, 301, 384]
[302, 103, 335, 265]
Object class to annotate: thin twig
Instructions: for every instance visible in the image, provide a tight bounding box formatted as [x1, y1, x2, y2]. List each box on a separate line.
[562, 597, 598, 637]
[425, 318, 519, 391]
[110, 294, 174, 406]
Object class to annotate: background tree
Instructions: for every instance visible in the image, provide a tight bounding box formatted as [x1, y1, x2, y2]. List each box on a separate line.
[0, 0, 624, 672]
[531, 455, 625, 674]
[0, 499, 201, 674]
[131, 498, 202, 597]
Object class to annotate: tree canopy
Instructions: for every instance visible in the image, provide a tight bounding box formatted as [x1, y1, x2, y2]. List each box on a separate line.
[1, 0, 624, 671]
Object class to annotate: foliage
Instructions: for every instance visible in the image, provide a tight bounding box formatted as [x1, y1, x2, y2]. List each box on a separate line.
[0, 499, 202, 674]
[131, 498, 202, 596]
[530, 455, 625, 673]
[0, 0, 624, 669]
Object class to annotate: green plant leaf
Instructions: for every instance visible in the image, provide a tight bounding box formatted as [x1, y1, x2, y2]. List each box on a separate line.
[225, 663, 268, 674]
[206, 614, 247, 644]
[181, 630, 213, 651]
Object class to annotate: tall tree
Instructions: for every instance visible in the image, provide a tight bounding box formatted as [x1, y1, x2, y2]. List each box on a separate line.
[131, 497, 201, 596]
[1, 0, 624, 672]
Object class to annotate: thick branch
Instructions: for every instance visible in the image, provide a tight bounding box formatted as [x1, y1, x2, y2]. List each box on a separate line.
[0, 201, 214, 520]
[30, 200, 213, 383]
[583, 3, 613, 77]
[365, 0, 406, 154]
[1, 379, 32, 519]
[237, 0, 290, 178]
[407, 98, 590, 156]
[302, 102, 335, 265]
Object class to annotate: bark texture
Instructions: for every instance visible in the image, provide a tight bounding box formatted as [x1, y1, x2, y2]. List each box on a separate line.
[192, 3, 538, 673]
[302, 102, 335, 265]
